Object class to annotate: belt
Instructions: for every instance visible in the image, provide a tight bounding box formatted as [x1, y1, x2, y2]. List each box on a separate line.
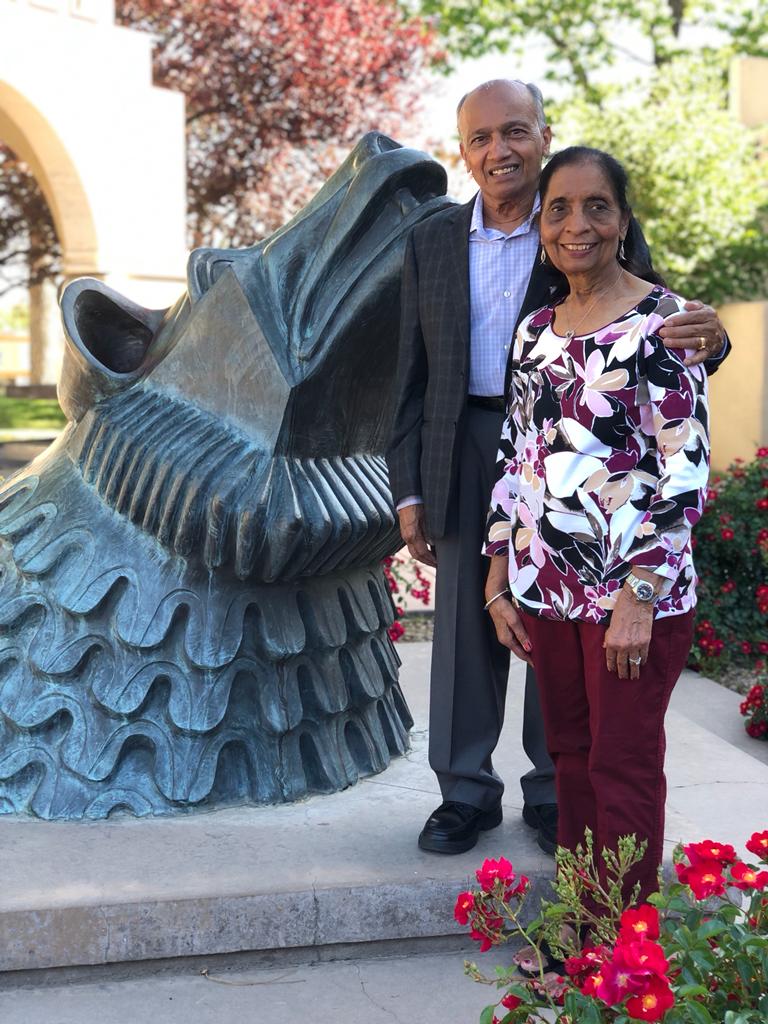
[467, 394, 506, 413]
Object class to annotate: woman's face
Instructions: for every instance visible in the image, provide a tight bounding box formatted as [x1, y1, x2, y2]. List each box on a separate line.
[539, 161, 630, 280]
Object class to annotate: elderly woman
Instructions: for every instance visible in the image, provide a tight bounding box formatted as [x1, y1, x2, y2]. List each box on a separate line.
[484, 146, 709, 904]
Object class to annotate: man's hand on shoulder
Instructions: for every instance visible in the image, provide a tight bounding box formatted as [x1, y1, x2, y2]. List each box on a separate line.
[658, 299, 726, 367]
[397, 503, 437, 568]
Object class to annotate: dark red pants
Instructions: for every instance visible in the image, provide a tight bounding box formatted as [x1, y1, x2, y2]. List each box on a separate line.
[520, 610, 695, 905]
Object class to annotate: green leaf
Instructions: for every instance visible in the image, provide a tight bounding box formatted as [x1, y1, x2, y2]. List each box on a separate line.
[685, 1002, 714, 1024]
[479, 1005, 496, 1024]
[697, 918, 726, 940]
[675, 984, 709, 998]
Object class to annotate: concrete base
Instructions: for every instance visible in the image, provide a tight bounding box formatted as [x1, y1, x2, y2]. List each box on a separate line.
[1, 644, 766, 976]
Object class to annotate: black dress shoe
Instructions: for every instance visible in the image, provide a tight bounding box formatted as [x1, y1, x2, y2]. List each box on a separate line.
[418, 800, 503, 854]
[522, 802, 558, 855]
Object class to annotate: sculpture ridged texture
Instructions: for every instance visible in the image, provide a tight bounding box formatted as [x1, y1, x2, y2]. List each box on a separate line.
[0, 134, 450, 818]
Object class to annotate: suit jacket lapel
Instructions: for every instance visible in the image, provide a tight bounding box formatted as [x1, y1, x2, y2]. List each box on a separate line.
[445, 197, 476, 360]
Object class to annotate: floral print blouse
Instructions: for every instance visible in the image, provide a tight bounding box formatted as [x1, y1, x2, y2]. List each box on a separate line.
[484, 287, 709, 622]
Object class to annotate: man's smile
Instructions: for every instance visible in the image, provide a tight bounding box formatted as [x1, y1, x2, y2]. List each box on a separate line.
[488, 163, 520, 177]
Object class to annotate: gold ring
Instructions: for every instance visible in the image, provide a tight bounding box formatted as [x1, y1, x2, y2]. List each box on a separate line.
[698, 336, 707, 351]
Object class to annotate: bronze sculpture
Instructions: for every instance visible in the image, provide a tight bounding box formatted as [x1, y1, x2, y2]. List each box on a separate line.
[0, 134, 450, 818]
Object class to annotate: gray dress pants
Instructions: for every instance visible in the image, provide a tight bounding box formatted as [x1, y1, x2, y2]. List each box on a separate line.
[429, 404, 556, 811]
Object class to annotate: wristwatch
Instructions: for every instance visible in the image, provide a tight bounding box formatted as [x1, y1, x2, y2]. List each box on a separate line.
[625, 571, 657, 603]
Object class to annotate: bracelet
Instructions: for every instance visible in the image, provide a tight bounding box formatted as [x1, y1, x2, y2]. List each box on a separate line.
[484, 588, 510, 611]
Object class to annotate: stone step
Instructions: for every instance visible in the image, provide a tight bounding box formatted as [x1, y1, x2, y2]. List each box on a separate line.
[1, 643, 765, 976]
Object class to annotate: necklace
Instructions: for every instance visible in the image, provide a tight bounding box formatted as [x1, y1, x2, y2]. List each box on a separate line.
[563, 266, 625, 342]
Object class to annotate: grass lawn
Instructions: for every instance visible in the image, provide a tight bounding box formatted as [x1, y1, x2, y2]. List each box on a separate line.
[0, 397, 67, 430]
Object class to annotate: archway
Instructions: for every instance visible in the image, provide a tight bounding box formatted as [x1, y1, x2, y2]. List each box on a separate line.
[0, 0, 187, 384]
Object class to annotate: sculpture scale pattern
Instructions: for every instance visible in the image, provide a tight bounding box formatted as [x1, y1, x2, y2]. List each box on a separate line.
[0, 135, 450, 819]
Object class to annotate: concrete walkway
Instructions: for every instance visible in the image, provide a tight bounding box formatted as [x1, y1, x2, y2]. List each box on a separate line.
[0, 643, 765, 1020]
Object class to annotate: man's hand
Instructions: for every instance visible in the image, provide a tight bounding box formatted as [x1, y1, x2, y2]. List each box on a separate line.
[397, 504, 437, 568]
[658, 300, 725, 367]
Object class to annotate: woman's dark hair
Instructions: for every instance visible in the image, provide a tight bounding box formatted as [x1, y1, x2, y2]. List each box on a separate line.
[538, 146, 666, 289]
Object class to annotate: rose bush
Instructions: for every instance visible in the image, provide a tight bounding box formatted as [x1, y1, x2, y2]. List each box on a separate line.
[456, 829, 768, 1023]
[688, 446, 768, 683]
[382, 552, 432, 641]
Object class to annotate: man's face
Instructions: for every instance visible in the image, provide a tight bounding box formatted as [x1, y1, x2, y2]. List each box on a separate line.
[459, 83, 551, 207]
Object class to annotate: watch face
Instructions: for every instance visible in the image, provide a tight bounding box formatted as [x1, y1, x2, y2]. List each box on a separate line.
[635, 581, 655, 602]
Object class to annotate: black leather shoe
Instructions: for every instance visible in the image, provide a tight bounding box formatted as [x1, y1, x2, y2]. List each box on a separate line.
[522, 802, 558, 855]
[418, 800, 503, 854]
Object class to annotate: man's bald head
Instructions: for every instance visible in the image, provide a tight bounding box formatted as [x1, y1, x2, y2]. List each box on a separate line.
[457, 79, 546, 141]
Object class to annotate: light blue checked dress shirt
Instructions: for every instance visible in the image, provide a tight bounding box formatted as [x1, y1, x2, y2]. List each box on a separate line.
[468, 191, 541, 397]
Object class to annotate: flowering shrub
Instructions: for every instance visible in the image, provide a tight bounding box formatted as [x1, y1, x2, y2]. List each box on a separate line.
[382, 552, 432, 641]
[688, 446, 768, 680]
[456, 829, 768, 1023]
[740, 678, 768, 740]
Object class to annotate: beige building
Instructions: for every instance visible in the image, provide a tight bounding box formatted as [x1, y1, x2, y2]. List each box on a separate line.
[0, 0, 187, 382]
[711, 57, 768, 470]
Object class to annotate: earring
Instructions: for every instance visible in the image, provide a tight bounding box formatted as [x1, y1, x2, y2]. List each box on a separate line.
[539, 247, 548, 265]
[618, 239, 626, 262]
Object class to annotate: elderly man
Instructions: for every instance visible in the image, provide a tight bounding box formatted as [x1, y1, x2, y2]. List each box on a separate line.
[386, 79, 729, 856]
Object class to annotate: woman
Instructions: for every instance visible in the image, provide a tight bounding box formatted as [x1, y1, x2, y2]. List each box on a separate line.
[484, 146, 709, 904]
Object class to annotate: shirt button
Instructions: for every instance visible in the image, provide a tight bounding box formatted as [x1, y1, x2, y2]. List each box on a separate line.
[503, 290, 511, 298]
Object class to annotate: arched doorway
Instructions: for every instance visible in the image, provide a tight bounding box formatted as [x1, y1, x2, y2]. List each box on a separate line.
[0, 0, 187, 384]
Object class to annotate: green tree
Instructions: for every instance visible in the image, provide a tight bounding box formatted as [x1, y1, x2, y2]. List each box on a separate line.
[555, 59, 768, 304]
[420, 0, 768, 98]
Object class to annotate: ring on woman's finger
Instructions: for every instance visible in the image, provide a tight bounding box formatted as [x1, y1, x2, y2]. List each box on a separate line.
[697, 336, 707, 351]
[629, 655, 642, 665]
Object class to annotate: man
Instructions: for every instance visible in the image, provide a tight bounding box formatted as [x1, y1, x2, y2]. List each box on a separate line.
[385, 79, 729, 856]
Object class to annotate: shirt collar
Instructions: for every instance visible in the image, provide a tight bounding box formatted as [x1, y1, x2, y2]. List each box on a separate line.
[469, 191, 541, 239]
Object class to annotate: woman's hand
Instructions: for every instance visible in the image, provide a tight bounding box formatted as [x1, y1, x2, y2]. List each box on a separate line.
[485, 555, 533, 666]
[488, 597, 534, 666]
[603, 587, 654, 680]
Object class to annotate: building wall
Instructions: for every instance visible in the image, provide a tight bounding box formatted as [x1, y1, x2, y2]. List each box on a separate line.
[1, 0, 187, 311]
[709, 302, 768, 471]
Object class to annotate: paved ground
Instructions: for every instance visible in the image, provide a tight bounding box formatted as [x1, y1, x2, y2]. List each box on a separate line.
[0, 946, 517, 1023]
[0, 642, 766, 1021]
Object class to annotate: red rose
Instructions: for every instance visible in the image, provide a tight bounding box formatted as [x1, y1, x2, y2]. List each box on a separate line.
[675, 860, 726, 898]
[757, 447, 768, 458]
[387, 621, 405, 641]
[731, 861, 768, 890]
[565, 944, 610, 980]
[684, 839, 738, 865]
[476, 856, 515, 892]
[500, 992, 522, 1010]
[454, 890, 475, 925]
[746, 830, 768, 860]
[619, 905, 660, 943]
[595, 958, 647, 1004]
[742, 641, 753, 654]
[758, 499, 768, 511]
[613, 938, 669, 978]
[721, 528, 735, 540]
[469, 914, 503, 952]
[625, 975, 675, 1021]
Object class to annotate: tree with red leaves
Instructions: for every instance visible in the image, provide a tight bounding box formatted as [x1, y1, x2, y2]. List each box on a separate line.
[0, 0, 436, 294]
[116, 0, 437, 247]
